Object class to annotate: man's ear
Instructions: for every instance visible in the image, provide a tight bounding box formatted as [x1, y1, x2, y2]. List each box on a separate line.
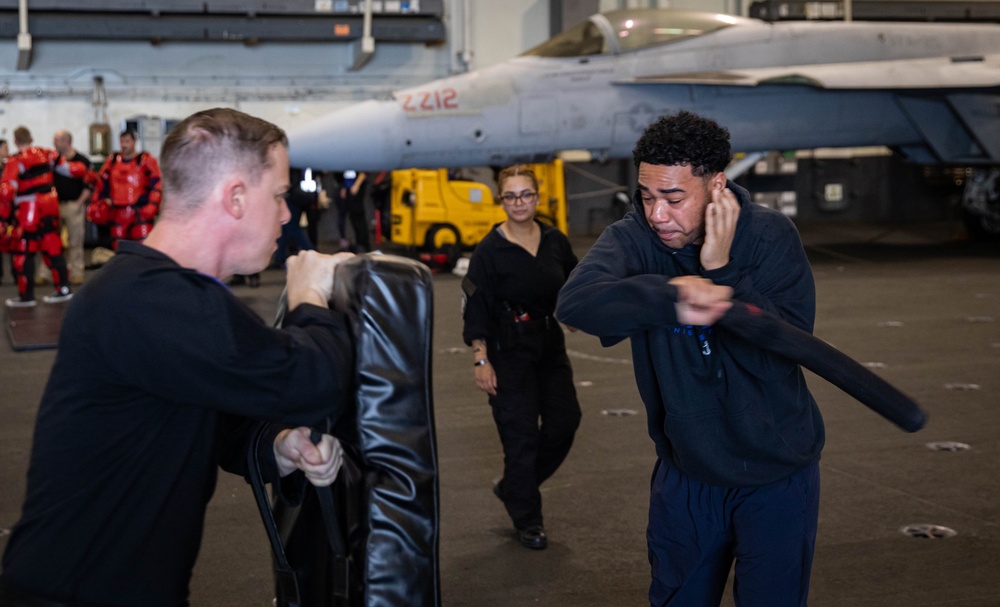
[711, 172, 727, 191]
[222, 180, 246, 219]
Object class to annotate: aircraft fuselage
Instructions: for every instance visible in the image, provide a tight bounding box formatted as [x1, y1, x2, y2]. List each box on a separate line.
[287, 13, 1000, 171]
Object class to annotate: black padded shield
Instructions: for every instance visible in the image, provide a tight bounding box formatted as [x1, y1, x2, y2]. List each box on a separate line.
[267, 253, 440, 607]
[329, 254, 440, 607]
[718, 301, 927, 433]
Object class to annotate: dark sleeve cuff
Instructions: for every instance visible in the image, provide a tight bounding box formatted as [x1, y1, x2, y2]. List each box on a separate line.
[244, 423, 310, 506]
[284, 302, 347, 326]
[250, 422, 283, 483]
[701, 261, 738, 287]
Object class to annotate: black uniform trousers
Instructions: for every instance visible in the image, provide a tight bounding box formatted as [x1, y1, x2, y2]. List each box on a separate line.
[488, 318, 581, 530]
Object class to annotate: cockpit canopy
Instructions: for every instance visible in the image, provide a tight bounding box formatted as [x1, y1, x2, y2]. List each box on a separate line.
[521, 8, 749, 58]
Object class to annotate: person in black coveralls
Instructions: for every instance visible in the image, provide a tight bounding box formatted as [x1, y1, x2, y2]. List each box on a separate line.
[0, 108, 355, 607]
[461, 164, 581, 550]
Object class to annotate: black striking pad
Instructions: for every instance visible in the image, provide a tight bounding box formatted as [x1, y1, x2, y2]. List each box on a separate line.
[328, 253, 440, 607]
[261, 254, 440, 607]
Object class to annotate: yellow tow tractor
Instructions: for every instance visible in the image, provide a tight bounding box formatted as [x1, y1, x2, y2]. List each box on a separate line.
[382, 159, 567, 268]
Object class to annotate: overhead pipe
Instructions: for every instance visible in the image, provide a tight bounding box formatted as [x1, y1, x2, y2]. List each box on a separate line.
[461, 0, 473, 68]
[16, 0, 32, 70]
[449, 0, 473, 74]
[349, 0, 376, 71]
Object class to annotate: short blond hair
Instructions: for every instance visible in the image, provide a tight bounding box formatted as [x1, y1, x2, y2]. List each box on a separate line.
[159, 108, 287, 217]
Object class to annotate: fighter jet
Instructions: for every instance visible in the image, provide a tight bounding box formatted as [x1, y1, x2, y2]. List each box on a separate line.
[287, 7, 1000, 233]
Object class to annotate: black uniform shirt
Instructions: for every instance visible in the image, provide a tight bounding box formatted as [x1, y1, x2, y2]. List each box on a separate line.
[53, 151, 91, 201]
[1, 241, 352, 606]
[462, 221, 577, 346]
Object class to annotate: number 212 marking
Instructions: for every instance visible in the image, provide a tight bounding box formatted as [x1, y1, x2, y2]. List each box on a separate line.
[400, 88, 458, 111]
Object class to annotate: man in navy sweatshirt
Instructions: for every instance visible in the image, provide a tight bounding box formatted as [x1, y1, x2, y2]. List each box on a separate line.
[557, 111, 824, 607]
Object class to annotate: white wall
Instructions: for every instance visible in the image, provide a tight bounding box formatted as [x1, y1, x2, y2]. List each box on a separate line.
[470, 0, 551, 68]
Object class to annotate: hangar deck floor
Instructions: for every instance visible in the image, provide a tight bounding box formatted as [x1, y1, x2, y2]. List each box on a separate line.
[1, 219, 998, 606]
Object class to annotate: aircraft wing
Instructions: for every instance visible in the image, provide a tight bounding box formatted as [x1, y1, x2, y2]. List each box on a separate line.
[625, 55, 1000, 89]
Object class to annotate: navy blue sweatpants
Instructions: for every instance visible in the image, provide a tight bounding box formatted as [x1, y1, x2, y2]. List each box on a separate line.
[647, 459, 820, 607]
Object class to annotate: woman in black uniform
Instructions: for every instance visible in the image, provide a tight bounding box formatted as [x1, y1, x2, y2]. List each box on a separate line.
[461, 165, 581, 550]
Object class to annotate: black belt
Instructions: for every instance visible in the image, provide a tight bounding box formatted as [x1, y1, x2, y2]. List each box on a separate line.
[508, 315, 555, 335]
[0, 579, 108, 607]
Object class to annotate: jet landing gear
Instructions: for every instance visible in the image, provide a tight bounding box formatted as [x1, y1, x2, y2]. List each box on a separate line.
[962, 168, 1000, 241]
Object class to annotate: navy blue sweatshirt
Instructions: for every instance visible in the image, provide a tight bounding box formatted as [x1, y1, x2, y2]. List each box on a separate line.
[557, 182, 824, 487]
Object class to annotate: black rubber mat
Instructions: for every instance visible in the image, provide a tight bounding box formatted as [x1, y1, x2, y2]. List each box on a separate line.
[5, 301, 66, 351]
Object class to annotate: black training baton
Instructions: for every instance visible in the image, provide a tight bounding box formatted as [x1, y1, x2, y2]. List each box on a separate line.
[717, 301, 927, 433]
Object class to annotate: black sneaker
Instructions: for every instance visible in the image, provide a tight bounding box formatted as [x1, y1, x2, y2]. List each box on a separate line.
[516, 525, 548, 550]
[43, 286, 73, 304]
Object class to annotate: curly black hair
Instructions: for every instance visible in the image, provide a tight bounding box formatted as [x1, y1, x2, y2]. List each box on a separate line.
[632, 111, 732, 176]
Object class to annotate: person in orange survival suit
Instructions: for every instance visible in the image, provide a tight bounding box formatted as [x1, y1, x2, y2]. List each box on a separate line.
[87, 130, 162, 249]
[0, 126, 89, 308]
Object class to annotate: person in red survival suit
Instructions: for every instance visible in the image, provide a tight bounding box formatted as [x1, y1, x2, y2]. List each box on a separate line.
[87, 129, 162, 249]
[0, 126, 89, 308]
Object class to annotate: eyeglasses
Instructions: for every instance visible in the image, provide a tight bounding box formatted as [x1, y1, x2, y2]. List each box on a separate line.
[499, 190, 538, 205]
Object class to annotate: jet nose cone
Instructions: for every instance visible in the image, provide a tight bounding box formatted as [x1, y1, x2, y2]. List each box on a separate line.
[287, 99, 404, 171]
